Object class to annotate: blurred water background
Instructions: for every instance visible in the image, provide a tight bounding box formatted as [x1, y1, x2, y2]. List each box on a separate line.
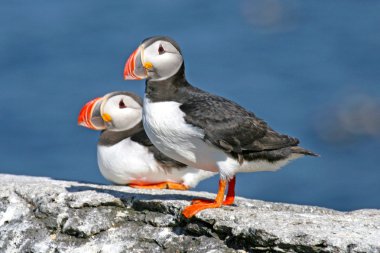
[1, 0, 379, 211]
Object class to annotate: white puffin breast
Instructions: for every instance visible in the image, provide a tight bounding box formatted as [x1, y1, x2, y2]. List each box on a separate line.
[97, 137, 214, 187]
[143, 98, 235, 176]
[97, 138, 159, 184]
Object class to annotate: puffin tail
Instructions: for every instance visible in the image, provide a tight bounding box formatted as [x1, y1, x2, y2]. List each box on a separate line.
[290, 146, 319, 157]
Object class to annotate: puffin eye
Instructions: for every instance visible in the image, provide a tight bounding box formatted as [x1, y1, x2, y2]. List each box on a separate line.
[119, 99, 127, 109]
[158, 45, 165, 55]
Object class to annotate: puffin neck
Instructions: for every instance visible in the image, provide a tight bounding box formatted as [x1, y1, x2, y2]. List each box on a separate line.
[145, 63, 190, 102]
[98, 121, 144, 146]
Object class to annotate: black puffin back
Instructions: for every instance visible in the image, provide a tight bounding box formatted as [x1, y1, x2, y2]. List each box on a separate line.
[146, 69, 317, 162]
[144, 36, 317, 162]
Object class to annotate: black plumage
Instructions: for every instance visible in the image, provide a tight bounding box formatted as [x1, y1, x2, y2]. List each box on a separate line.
[145, 61, 317, 163]
[126, 36, 318, 218]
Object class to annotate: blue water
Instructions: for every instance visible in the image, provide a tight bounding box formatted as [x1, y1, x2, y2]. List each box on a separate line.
[1, 0, 379, 211]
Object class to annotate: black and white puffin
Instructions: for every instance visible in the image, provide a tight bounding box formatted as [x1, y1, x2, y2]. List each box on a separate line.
[123, 36, 318, 218]
[78, 91, 215, 190]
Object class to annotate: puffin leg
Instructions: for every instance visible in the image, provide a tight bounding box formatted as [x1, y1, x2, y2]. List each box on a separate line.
[223, 176, 236, 205]
[182, 179, 226, 218]
[191, 176, 236, 205]
[128, 181, 189, 190]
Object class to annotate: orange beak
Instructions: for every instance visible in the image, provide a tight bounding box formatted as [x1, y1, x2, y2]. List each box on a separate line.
[78, 97, 106, 130]
[123, 46, 148, 80]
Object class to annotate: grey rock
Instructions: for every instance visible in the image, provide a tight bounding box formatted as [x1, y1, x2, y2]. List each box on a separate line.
[0, 174, 379, 253]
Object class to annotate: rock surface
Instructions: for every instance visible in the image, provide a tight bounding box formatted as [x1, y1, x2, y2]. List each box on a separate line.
[0, 174, 379, 253]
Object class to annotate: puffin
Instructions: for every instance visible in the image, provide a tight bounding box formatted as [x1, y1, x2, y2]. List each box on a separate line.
[78, 91, 215, 190]
[123, 36, 318, 218]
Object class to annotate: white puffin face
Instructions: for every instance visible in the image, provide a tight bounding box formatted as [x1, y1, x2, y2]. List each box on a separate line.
[101, 94, 142, 131]
[124, 37, 184, 81]
[142, 40, 183, 81]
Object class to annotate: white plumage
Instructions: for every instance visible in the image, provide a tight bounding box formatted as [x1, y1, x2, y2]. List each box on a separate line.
[122, 36, 317, 218]
[97, 136, 214, 187]
[78, 91, 215, 188]
[143, 98, 302, 180]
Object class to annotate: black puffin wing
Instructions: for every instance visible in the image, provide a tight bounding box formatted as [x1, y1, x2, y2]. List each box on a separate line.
[130, 130, 154, 146]
[180, 93, 299, 154]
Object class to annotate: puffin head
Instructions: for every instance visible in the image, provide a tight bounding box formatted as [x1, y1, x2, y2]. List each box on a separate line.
[78, 91, 142, 132]
[124, 36, 183, 81]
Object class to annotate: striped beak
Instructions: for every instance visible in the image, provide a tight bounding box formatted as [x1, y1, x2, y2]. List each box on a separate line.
[124, 46, 148, 80]
[78, 97, 106, 130]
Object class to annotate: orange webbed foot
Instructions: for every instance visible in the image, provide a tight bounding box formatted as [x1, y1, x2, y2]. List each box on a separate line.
[128, 182, 168, 189]
[166, 182, 189, 190]
[128, 181, 189, 190]
[182, 179, 228, 218]
[182, 177, 236, 219]
[182, 202, 223, 218]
